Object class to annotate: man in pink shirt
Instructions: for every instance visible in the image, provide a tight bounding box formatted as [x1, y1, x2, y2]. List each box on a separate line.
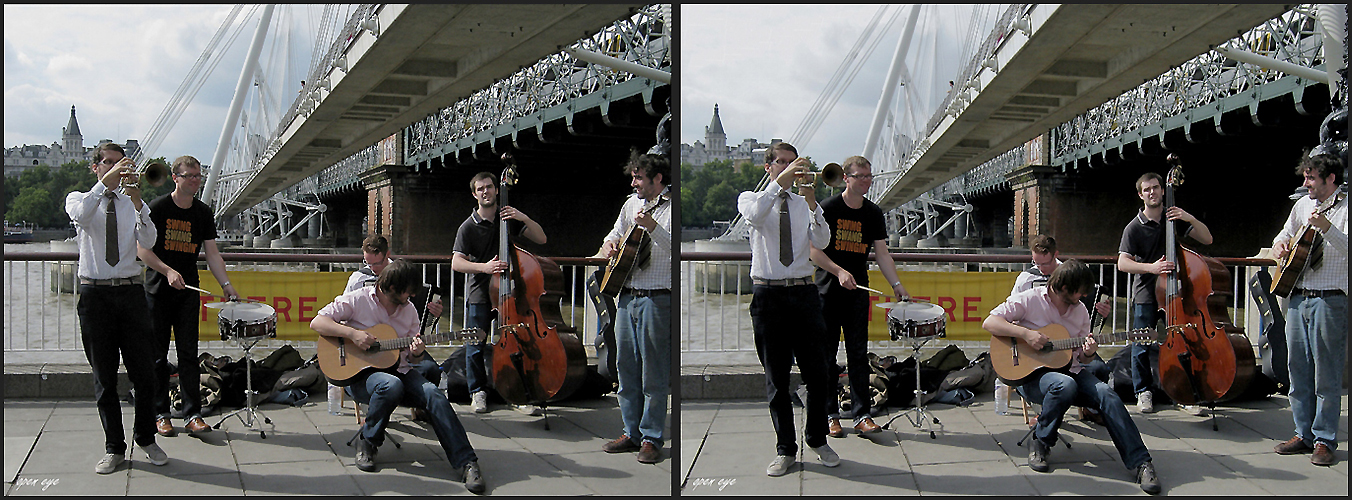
[984, 260, 1159, 494]
[312, 260, 485, 494]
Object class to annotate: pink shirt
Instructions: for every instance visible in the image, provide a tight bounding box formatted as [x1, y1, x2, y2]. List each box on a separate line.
[989, 287, 1091, 373]
[318, 287, 421, 374]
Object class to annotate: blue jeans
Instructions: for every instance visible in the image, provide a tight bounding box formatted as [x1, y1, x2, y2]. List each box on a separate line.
[148, 286, 203, 419]
[615, 292, 671, 448]
[348, 368, 478, 468]
[78, 284, 158, 454]
[1016, 368, 1152, 470]
[464, 303, 493, 395]
[1286, 293, 1347, 449]
[750, 284, 831, 456]
[821, 287, 871, 421]
[1130, 304, 1163, 395]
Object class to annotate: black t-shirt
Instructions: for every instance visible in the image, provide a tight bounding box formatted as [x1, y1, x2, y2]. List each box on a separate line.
[814, 194, 888, 296]
[145, 194, 218, 295]
[1119, 209, 1193, 305]
[452, 211, 525, 304]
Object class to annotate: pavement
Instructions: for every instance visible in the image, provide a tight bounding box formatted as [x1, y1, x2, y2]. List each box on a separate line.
[681, 391, 1348, 496]
[3, 393, 672, 496]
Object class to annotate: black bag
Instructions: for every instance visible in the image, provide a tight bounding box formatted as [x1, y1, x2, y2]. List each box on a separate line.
[921, 344, 969, 372]
[441, 347, 473, 403]
[941, 351, 995, 393]
[1106, 343, 1171, 405]
[885, 356, 948, 407]
[273, 355, 327, 396]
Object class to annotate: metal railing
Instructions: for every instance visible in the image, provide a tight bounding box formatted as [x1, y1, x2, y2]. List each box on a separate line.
[4, 251, 605, 354]
[681, 251, 1278, 364]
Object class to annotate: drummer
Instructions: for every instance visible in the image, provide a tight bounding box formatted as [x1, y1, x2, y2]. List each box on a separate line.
[137, 156, 238, 438]
[809, 155, 909, 438]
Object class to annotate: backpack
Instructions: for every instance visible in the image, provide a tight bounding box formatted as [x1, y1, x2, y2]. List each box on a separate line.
[941, 351, 995, 393]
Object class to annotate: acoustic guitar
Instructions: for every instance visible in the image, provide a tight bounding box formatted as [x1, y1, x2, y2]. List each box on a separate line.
[990, 323, 1155, 385]
[319, 325, 486, 387]
[1270, 192, 1345, 297]
[598, 194, 669, 297]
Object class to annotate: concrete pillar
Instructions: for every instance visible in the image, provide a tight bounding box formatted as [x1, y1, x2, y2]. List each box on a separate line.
[1006, 164, 1059, 248]
[359, 164, 460, 255]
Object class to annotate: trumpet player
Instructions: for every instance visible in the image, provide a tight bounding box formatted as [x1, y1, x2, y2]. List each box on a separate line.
[736, 142, 839, 476]
[136, 155, 238, 438]
[64, 142, 168, 474]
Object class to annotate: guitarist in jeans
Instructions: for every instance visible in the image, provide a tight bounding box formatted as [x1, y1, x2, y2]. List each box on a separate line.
[311, 259, 485, 494]
[1270, 152, 1347, 467]
[598, 151, 672, 465]
[984, 260, 1160, 494]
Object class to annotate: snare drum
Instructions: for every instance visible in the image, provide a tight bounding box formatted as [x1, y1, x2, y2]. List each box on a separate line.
[886, 302, 946, 340]
[216, 303, 277, 341]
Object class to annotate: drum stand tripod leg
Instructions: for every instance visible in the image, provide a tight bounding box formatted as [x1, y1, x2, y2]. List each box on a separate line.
[212, 338, 273, 438]
[883, 339, 942, 439]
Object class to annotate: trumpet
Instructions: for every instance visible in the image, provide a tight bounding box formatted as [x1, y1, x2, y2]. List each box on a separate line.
[119, 158, 170, 190]
[794, 161, 845, 188]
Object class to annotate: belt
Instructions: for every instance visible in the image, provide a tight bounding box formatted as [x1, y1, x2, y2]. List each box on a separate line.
[752, 276, 814, 287]
[1293, 288, 1346, 298]
[624, 288, 670, 298]
[79, 276, 143, 286]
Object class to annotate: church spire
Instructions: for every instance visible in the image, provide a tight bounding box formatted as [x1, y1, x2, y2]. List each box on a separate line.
[64, 105, 82, 137]
[706, 104, 726, 136]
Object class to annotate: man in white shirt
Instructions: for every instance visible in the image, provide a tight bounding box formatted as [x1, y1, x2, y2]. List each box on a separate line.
[598, 151, 672, 465]
[736, 142, 838, 476]
[64, 143, 168, 474]
[1270, 152, 1347, 467]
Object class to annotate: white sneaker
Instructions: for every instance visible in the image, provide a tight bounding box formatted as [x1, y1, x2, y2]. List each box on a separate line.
[1136, 391, 1155, 414]
[1179, 404, 1205, 416]
[766, 455, 795, 476]
[95, 453, 125, 474]
[514, 404, 544, 416]
[811, 443, 841, 467]
[472, 391, 489, 414]
[138, 442, 169, 466]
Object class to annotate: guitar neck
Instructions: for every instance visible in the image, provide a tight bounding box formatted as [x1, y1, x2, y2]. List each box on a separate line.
[1044, 329, 1146, 352]
[374, 328, 482, 352]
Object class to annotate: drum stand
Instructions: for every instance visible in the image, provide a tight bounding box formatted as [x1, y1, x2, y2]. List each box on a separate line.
[213, 335, 273, 438]
[883, 332, 943, 439]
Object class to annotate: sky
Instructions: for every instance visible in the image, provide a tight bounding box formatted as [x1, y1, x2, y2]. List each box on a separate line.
[4, 4, 325, 165]
[680, 4, 1006, 169]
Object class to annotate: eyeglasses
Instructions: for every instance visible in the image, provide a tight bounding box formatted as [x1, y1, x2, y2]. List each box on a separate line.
[847, 173, 874, 179]
[770, 158, 795, 166]
[174, 173, 203, 179]
[98, 158, 121, 165]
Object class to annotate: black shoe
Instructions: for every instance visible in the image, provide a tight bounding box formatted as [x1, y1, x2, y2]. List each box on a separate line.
[463, 460, 486, 494]
[1137, 461, 1161, 494]
[355, 436, 377, 472]
[1028, 438, 1050, 473]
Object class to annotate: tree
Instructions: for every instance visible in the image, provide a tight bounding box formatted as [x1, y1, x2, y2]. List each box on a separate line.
[8, 187, 53, 227]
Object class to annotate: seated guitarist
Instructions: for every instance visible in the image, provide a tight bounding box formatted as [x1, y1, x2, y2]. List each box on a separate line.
[311, 259, 485, 494]
[983, 260, 1160, 494]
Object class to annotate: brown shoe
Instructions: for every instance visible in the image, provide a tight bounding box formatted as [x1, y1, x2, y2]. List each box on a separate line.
[1311, 443, 1335, 466]
[637, 441, 661, 464]
[602, 434, 640, 453]
[828, 418, 846, 438]
[156, 417, 176, 437]
[1274, 436, 1314, 455]
[185, 416, 212, 435]
[853, 417, 882, 434]
[1078, 406, 1106, 426]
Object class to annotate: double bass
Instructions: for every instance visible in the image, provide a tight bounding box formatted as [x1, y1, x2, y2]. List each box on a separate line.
[1154, 154, 1255, 413]
[488, 153, 588, 408]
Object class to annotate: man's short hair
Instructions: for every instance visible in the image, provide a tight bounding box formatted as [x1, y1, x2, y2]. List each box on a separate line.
[764, 142, 797, 165]
[1297, 152, 1344, 185]
[1135, 172, 1163, 193]
[470, 172, 497, 191]
[95, 143, 125, 163]
[1029, 234, 1057, 255]
[842, 155, 871, 174]
[172, 155, 201, 175]
[376, 259, 420, 296]
[362, 235, 389, 256]
[627, 149, 671, 185]
[1047, 259, 1094, 296]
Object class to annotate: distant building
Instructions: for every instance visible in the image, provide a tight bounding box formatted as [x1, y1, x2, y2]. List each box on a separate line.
[4, 105, 141, 177]
[681, 104, 775, 168]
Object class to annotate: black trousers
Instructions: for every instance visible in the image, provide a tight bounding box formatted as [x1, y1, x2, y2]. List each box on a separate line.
[750, 283, 831, 456]
[148, 286, 203, 419]
[78, 283, 158, 454]
[821, 287, 872, 420]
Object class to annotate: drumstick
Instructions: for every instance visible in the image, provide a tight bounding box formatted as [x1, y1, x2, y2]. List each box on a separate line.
[856, 285, 924, 303]
[184, 284, 260, 303]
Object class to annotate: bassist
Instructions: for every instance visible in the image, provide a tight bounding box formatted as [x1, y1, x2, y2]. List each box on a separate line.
[597, 151, 672, 465]
[310, 260, 486, 493]
[983, 260, 1160, 494]
[1270, 153, 1347, 467]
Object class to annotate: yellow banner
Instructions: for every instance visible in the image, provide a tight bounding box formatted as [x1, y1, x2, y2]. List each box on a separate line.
[194, 271, 349, 341]
[859, 270, 1019, 341]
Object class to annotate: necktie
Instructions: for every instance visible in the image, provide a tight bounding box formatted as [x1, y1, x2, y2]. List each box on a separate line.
[778, 191, 793, 267]
[104, 190, 119, 267]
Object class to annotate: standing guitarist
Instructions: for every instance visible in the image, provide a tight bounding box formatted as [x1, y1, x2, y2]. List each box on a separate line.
[983, 260, 1160, 494]
[311, 259, 485, 493]
[597, 151, 671, 465]
[1270, 152, 1346, 467]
